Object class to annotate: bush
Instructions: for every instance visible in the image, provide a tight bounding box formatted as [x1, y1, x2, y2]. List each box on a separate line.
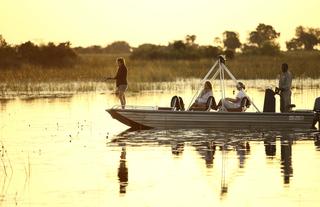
[131, 42, 222, 60]
[0, 46, 20, 68]
[0, 37, 77, 68]
[224, 50, 235, 59]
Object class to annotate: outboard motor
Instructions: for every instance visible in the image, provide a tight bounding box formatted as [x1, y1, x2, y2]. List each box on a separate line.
[263, 88, 276, 112]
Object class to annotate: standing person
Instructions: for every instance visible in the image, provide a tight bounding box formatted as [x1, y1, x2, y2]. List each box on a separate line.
[278, 63, 292, 112]
[108, 57, 128, 109]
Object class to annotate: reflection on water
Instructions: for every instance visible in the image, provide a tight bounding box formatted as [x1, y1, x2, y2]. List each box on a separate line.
[314, 133, 320, 150]
[236, 141, 250, 168]
[118, 145, 128, 194]
[0, 83, 319, 207]
[281, 137, 293, 185]
[110, 127, 320, 206]
[264, 137, 276, 157]
[171, 141, 185, 156]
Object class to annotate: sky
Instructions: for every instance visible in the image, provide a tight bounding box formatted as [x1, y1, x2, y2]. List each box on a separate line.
[1, 0, 320, 49]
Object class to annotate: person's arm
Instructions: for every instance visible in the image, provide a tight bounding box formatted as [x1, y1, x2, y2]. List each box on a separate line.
[104, 68, 120, 81]
[231, 91, 245, 103]
[114, 68, 120, 80]
[225, 97, 238, 102]
[197, 91, 211, 103]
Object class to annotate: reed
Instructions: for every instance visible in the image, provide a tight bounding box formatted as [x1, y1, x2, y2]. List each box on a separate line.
[0, 51, 320, 96]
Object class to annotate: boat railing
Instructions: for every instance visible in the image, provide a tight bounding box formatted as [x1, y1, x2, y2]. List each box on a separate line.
[293, 109, 314, 113]
[112, 105, 162, 110]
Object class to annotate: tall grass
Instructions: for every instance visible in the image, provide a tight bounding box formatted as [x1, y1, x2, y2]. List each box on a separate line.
[0, 51, 320, 96]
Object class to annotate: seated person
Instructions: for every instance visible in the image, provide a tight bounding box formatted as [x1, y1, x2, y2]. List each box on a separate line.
[190, 81, 213, 110]
[311, 97, 320, 129]
[218, 82, 247, 111]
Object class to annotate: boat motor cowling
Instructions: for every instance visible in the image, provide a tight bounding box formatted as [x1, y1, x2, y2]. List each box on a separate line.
[263, 88, 276, 112]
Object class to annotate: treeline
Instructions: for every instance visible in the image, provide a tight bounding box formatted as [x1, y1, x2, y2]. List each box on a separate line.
[1, 23, 320, 68]
[74, 41, 131, 54]
[131, 24, 320, 59]
[0, 36, 77, 68]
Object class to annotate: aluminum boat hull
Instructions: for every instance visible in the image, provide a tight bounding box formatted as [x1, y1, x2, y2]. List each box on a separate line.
[107, 108, 315, 130]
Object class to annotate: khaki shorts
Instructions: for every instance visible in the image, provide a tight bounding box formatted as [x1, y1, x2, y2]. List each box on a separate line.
[116, 85, 128, 94]
[222, 99, 240, 109]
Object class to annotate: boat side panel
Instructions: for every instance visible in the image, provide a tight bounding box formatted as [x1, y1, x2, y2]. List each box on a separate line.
[106, 109, 152, 130]
[115, 109, 314, 129]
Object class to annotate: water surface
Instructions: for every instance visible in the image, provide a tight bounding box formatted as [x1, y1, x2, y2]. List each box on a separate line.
[0, 81, 320, 207]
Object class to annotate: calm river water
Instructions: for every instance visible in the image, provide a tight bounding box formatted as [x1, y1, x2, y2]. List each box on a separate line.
[0, 80, 320, 207]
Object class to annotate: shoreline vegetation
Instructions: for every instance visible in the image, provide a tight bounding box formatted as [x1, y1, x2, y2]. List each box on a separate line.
[1, 52, 320, 99]
[1, 23, 320, 98]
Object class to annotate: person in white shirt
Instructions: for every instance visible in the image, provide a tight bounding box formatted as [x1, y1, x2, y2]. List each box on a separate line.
[278, 63, 292, 112]
[219, 82, 246, 110]
[190, 81, 213, 110]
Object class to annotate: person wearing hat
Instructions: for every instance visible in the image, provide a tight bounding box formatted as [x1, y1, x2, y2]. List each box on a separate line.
[278, 63, 292, 112]
[218, 82, 247, 110]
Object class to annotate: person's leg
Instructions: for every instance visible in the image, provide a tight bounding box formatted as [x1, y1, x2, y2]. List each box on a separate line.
[189, 102, 199, 111]
[282, 91, 291, 112]
[122, 92, 126, 108]
[280, 95, 284, 113]
[115, 87, 120, 103]
[222, 99, 238, 110]
[288, 91, 291, 107]
[118, 91, 125, 109]
[285, 91, 291, 112]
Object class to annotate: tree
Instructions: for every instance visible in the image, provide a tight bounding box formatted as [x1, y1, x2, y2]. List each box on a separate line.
[286, 26, 320, 50]
[172, 40, 186, 50]
[0, 35, 7, 48]
[105, 41, 131, 53]
[17, 41, 40, 63]
[185, 35, 196, 45]
[223, 31, 241, 51]
[260, 42, 280, 55]
[0, 35, 20, 67]
[244, 23, 280, 55]
[286, 38, 303, 51]
[213, 37, 222, 47]
[199, 46, 222, 58]
[249, 23, 280, 48]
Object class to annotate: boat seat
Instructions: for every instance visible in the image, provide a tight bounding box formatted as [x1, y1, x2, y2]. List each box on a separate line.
[206, 96, 217, 111]
[189, 96, 217, 111]
[226, 97, 251, 112]
[170, 96, 185, 111]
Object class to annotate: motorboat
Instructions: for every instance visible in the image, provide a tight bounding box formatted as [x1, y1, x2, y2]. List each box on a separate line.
[107, 56, 316, 130]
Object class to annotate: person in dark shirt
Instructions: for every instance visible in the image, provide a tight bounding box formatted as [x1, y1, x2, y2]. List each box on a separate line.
[312, 97, 320, 129]
[108, 57, 128, 109]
